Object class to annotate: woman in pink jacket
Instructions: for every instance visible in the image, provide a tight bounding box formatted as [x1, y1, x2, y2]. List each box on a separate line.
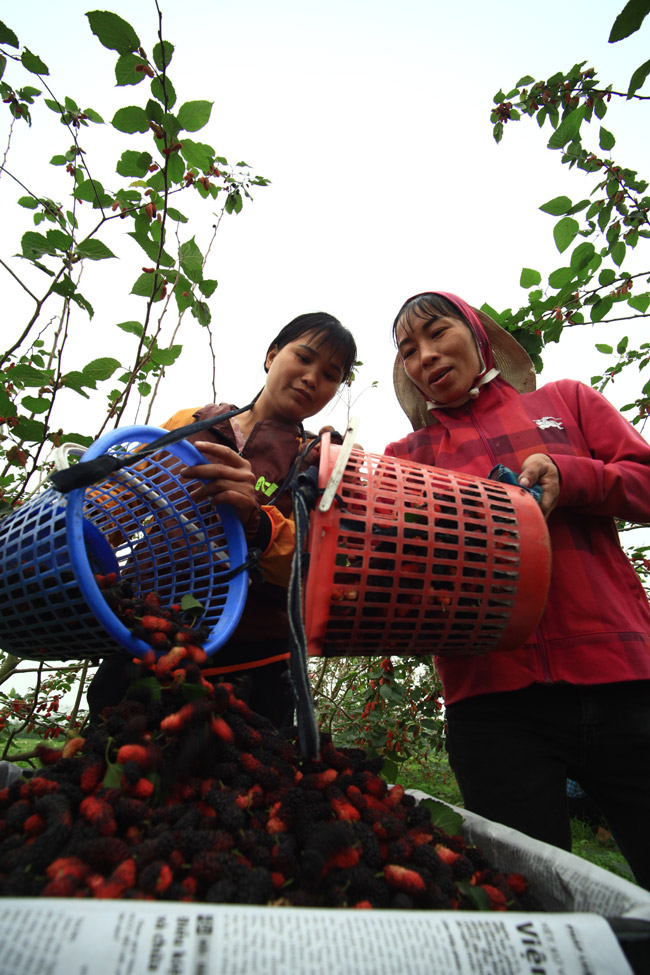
[385, 290, 650, 889]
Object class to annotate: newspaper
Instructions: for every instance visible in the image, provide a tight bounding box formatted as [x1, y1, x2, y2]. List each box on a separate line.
[0, 899, 636, 975]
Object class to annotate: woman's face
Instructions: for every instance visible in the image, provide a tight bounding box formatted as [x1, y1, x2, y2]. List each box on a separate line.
[262, 329, 345, 423]
[396, 311, 482, 406]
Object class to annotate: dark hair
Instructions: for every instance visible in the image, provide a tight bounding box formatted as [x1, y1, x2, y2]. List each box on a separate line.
[392, 293, 469, 345]
[265, 312, 357, 383]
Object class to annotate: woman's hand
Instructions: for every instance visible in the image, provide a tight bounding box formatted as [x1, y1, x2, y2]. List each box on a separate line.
[181, 441, 259, 534]
[518, 453, 560, 518]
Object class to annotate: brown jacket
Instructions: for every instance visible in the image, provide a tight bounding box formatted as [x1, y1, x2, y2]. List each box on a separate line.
[160, 404, 304, 667]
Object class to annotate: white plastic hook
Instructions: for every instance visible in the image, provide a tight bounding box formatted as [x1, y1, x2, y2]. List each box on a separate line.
[319, 416, 361, 513]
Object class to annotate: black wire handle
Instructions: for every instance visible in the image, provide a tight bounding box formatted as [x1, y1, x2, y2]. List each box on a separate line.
[287, 465, 321, 760]
[48, 403, 256, 494]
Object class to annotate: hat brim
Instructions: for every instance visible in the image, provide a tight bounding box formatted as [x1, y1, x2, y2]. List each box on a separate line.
[393, 307, 537, 431]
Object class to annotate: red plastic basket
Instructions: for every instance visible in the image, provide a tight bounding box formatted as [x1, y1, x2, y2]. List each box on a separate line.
[304, 436, 551, 657]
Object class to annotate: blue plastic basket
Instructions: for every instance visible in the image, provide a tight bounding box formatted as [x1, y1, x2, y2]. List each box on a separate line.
[0, 426, 249, 661]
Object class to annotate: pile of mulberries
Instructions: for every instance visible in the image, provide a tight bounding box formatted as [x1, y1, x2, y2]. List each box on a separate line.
[0, 583, 534, 910]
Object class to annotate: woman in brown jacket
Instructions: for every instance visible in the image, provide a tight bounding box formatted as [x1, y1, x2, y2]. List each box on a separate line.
[87, 312, 357, 727]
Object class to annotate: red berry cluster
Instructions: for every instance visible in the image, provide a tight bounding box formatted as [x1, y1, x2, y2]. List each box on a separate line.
[0, 588, 534, 909]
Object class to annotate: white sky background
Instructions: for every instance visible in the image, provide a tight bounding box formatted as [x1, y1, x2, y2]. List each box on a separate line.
[2, 0, 649, 457]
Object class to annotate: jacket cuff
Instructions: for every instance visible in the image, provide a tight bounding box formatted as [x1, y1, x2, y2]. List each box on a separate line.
[247, 507, 274, 553]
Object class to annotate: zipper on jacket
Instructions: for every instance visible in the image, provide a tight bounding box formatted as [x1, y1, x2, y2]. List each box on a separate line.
[467, 404, 498, 470]
[534, 619, 552, 682]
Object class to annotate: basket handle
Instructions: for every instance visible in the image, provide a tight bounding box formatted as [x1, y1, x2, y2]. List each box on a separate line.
[48, 404, 256, 493]
[318, 417, 361, 513]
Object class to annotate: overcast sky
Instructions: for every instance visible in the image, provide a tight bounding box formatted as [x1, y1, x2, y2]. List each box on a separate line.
[2, 0, 649, 455]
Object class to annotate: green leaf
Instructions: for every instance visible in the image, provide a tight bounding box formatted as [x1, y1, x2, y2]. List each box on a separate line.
[599, 268, 617, 286]
[629, 294, 650, 313]
[18, 196, 38, 209]
[381, 757, 400, 783]
[617, 335, 629, 354]
[566, 199, 589, 216]
[192, 301, 212, 327]
[86, 10, 140, 54]
[548, 106, 585, 149]
[609, 0, 650, 42]
[539, 195, 572, 216]
[570, 241, 595, 270]
[21, 395, 50, 414]
[177, 100, 213, 132]
[71, 292, 94, 317]
[115, 53, 146, 87]
[127, 232, 174, 267]
[75, 238, 116, 261]
[456, 880, 491, 911]
[612, 241, 626, 266]
[592, 296, 614, 322]
[12, 417, 46, 442]
[180, 593, 204, 617]
[199, 278, 218, 298]
[63, 373, 90, 397]
[553, 217, 579, 253]
[8, 364, 54, 386]
[179, 237, 203, 282]
[21, 231, 56, 258]
[153, 40, 174, 71]
[74, 179, 111, 208]
[116, 320, 144, 336]
[0, 20, 19, 47]
[19, 86, 42, 99]
[127, 676, 162, 701]
[102, 761, 124, 789]
[628, 58, 650, 98]
[150, 345, 182, 366]
[516, 74, 536, 86]
[167, 151, 185, 184]
[116, 149, 152, 177]
[166, 206, 188, 223]
[138, 381, 152, 397]
[598, 202, 613, 233]
[131, 272, 166, 299]
[595, 98, 607, 120]
[520, 268, 541, 288]
[83, 107, 104, 123]
[162, 111, 181, 142]
[151, 75, 176, 108]
[548, 267, 573, 289]
[180, 138, 213, 171]
[82, 358, 121, 382]
[596, 343, 614, 354]
[112, 105, 150, 134]
[21, 49, 49, 76]
[46, 229, 73, 251]
[599, 126, 616, 151]
[419, 798, 465, 835]
[146, 98, 164, 124]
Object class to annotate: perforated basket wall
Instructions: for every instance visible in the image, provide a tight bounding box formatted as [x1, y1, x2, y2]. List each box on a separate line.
[0, 426, 249, 661]
[304, 438, 551, 657]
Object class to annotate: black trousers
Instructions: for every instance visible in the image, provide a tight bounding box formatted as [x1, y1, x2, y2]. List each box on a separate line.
[445, 681, 650, 890]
